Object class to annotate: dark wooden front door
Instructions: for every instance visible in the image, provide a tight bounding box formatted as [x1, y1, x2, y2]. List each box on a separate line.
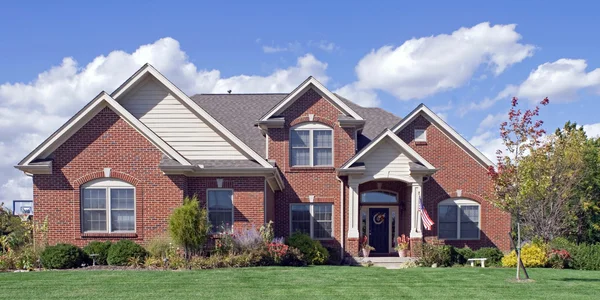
[369, 208, 389, 253]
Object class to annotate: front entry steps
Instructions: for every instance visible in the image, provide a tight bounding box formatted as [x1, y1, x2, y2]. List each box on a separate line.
[353, 256, 417, 269]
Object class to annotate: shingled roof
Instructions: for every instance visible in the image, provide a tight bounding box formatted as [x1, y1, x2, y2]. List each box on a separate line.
[190, 93, 401, 157]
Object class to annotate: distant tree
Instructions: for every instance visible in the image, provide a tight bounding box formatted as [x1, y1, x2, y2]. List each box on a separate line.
[518, 122, 587, 241]
[570, 133, 600, 244]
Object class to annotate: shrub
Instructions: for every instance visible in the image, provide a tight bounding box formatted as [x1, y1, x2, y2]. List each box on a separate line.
[280, 247, 307, 267]
[83, 241, 112, 265]
[455, 247, 474, 265]
[502, 243, 547, 268]
[570, 243, 600, 271]
[548, 249, 571, 269]
[107, 240, 148, 266]
[419, 244, 456, 267]
[40, 243, 87, 269]
[473, 247, 504, 266]
[286, 232, 329, 265]
[169, 195, 211, 258]
[146, 234, 173, 258]
[233, 226, 264, 254]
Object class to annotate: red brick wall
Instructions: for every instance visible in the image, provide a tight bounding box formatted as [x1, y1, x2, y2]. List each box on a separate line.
[33, 107, 268, 247]
[398, 115, 511, 251]
[187, 177, 265, 230]
[33, 107, 186, 247]
[267, 88, 355, 250]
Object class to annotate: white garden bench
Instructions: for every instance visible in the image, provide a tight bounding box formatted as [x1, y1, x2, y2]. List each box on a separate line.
[467, 258, 487, 268]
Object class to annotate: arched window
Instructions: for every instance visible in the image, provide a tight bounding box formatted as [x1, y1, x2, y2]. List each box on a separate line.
[438, 198, 480, 240]
[290, 122, 333, 167]
[360, 191, 398, 203]
[81, 179, 135, 233]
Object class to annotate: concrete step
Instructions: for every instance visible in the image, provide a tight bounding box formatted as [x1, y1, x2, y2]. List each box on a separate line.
[353, 256, 417, 269]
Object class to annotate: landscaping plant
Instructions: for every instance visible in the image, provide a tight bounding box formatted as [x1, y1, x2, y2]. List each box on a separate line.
[287, 232, 329, 265]
[107, 240, 148, 266]
[40, 243, 87, 269]
[168, 195, 211, 259]
[83, 241, 112, 265]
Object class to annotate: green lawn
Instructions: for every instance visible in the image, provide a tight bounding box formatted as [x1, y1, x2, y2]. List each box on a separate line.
[1, 266, 599, 299]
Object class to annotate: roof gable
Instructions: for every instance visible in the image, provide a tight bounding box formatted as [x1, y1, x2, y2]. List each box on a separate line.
[260, 77, 363, 121]
[111, 64, 273, 168]
[391, 104, 494, 168]
[341, 129, 435, 170]
[16, 92, 190, 173]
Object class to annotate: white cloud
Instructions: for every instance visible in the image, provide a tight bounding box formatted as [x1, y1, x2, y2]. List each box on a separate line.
[461, 84, 517, 116]
[469, 131, 504, 163]
[476, 111, 507, 134]
[583, 123, 600, 138]
[512, 59, 600, 103]
[308, 40, 338, 53]
[354, 22, 534, 100]
[333, 83, 380, 107]
[262, 45, 287, 53]
[0, 37, 332, 205]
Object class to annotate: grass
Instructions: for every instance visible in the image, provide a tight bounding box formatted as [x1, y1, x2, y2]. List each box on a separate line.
[1, 266, 600, 299]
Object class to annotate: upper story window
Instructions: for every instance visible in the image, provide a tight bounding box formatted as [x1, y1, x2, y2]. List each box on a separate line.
[415, 129, 427, 142]
[290, 123, 333, 167]
[438, 198, 480, 240]
[81, 179, 135, 233]
[360, 191, 398, 203]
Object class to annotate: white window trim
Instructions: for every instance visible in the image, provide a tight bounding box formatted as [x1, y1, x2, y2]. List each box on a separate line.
[206, 188, 234, 232]
[415, 129, 427, 142]
[360, 190, 399, 204]
[290, 122, 334, 167]
[289, 203, 334, 240]
[437, 198, 481, 240]
[81, 178, 136, 233]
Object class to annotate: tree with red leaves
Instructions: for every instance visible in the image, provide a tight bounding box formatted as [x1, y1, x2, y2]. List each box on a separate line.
[487, 96, 548, 280]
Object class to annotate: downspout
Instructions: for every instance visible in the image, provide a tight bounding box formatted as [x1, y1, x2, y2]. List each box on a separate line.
[336, 176, 345, 258]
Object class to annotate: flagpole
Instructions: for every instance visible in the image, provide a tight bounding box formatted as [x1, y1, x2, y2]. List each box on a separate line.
[417, 192, 423, 233]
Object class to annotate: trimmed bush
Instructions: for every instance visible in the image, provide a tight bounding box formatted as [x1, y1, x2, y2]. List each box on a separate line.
[286, 232, 329, 265]
[570, 243, 600, 271]
[107, 240, 148, 266]
[83, 241, 112, 265]
[40, 243, 87, 269]
[502, 243, 547, 268]
[419, 244, 456, 267]
[455, 247, 475, 265]
[280, 247, 307, 267]
[473, 247, 504, 266]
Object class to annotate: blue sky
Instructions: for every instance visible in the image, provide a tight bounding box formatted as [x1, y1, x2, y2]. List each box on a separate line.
[1, 0, 600, 208]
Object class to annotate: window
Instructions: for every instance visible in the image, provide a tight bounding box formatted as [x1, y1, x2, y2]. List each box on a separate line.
[415, 129, 427, 142]
[438, 198, 480, 240]
[291, 204, 333, 239]
[290, 123, 333, 166]
[81, 179, 135, 233]
[360, 191, 398, 203]
[207, 189, 233, 232]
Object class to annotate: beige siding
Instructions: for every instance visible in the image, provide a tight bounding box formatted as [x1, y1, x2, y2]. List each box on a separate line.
[120, 77, 247, 160]
[358, 138, 412, 178]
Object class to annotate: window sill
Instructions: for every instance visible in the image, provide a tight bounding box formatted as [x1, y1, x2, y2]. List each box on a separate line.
[437, 237, 480, 241]
[289, 166, 335, 173]
[80, 232, 138, 239]
[415, 141, 428, 145]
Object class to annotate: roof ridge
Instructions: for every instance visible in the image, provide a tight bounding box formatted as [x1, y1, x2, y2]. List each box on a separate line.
[195, 93, 289, 96]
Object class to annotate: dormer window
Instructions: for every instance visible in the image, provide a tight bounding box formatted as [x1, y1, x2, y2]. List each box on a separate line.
[415, 129, 427, 142]
[290, 123, 333, 167]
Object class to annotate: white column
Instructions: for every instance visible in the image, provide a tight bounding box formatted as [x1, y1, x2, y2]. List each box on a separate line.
[410, 182, 423, 238]
[348, 181, 360, 238]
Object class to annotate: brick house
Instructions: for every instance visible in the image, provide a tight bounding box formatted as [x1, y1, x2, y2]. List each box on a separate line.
[15, 64, 510, 258]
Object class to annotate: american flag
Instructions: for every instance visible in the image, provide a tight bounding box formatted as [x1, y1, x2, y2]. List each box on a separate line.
[419, 196, 434, 230]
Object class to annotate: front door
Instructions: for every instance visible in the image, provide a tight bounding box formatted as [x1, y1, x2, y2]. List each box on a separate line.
[369, 208, 389, 253]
